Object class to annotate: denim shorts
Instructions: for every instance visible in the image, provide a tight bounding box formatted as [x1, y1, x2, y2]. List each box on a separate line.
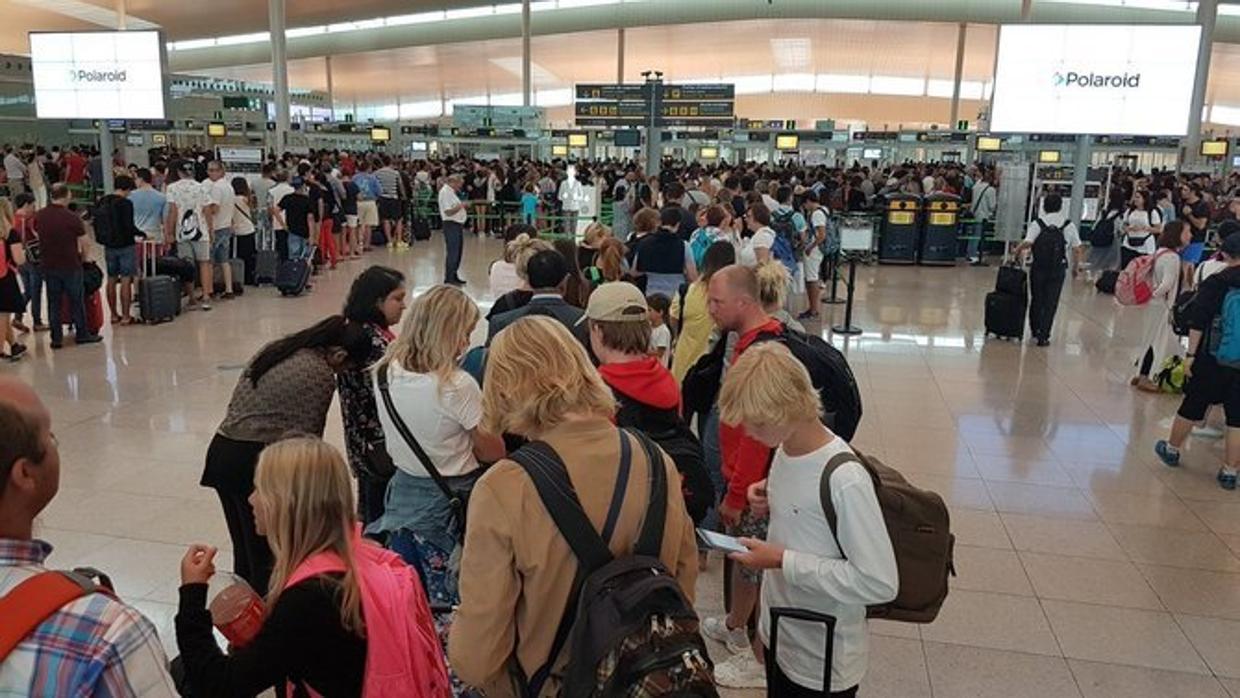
[104, 245, 137, 277]
[210, 228, 233, 264]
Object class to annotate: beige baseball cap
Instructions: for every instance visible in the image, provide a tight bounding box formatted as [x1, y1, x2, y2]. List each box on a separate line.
[578, 282, 649, 324]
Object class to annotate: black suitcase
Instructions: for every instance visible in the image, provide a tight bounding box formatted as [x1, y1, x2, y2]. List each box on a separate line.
[995, 264, 1027, 297]
[985, 291, 1026, 340]
[767, 607, 836, 697]
[213, 259, 245, 296]
[276, 246, 315, 297]
[136, 240, 179, 324]
[254, 225, 279, 284]
[1096, 269, 1119, 294]
[412, 216, 431, 241]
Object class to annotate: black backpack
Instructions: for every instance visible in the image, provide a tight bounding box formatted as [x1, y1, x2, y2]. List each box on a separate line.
[754, 325, 864, 442]
[1031, 219, 1067, 272]
[512, 433, 716, 698]
[1090, 210, 1118, 248]
[91, 195, 127, 248]
[613, 395, 715, 525]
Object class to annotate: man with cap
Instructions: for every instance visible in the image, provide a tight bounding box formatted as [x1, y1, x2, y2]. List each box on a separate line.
[165, 160, 213, 310]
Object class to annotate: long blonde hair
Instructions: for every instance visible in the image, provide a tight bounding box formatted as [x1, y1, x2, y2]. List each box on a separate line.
[255, 438, 365, 636]
[0, 198, 13, 236]
[378, 285, 478, 382]
[481, 316, 614, 436]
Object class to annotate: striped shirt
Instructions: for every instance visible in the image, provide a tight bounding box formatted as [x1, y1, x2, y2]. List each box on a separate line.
[0, 539, 177, 697]
[375, 167, 402, 199]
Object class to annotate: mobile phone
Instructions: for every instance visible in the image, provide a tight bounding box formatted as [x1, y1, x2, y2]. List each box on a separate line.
[696, 529, 749, 555]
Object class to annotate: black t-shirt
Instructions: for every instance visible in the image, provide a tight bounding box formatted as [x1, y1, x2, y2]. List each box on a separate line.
[307, 185, 324, 223]
[342, 181, 359, 215]
[280, 193, 313, 239]
[1186, 199, 1211, 242]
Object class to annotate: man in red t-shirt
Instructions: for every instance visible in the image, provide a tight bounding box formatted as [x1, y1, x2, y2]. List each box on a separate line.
[699, 264, 783, 679]
[62, 148, 87, 186]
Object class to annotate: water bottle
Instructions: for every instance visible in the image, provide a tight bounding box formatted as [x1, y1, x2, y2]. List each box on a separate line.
[207, 573, 265, 648]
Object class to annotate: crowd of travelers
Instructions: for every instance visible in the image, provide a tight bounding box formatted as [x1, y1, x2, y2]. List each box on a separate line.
[3, 141, 1240, 696]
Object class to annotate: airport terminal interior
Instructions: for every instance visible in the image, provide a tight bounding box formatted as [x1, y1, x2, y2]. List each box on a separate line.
[7, 1, 1240, 697]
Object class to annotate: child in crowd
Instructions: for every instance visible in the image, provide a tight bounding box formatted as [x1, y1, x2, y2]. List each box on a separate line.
[716, 342, 897, 694]
[647, 293, 672, 367]
[521, 183, 539, 226]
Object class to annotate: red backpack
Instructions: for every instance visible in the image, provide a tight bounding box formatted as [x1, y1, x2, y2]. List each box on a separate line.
[0, 569, 115, 662]
[1116, 249, 1175, 306]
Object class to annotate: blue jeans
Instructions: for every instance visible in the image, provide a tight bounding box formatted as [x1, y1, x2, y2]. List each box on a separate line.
[966, 220, 987, 260]
[699, 406, 727, 532]
[19, 263, 42, 324]
[43, 268, 88, 344]
[287, 234, 309, 260]
[443, 220, 464, 282]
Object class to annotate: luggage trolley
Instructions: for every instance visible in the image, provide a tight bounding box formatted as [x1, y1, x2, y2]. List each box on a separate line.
[920, 193, 961, 266]
[878, 194, 921, 264]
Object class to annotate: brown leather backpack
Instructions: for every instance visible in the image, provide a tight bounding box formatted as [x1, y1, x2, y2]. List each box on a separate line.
[820, 451, 955, 623]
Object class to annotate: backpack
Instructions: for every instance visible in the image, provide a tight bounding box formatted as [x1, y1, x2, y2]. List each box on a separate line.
[511, 433, 717, 698]
[820, 451, 955, 623]
[1116, 249, 1173, 306]
[1090, 210, 1118, 248]
[0, 568, 116, 663]
[613, 395, 715, 525]
[91, 196, 124, 248]
[1155, 356, 1186, 394]
[754, 325, 863, 441]
[770, 208, 802, 273]
[1030, 219, 1067, 272]
[688, 227, 716, 268]
[1208, 287, 1240, 369]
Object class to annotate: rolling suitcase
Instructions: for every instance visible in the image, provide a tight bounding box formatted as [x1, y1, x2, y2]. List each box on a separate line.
[766, 607, 836, 697]
[276, 245, 315, 297]
[254, 221, 279, 285]
[61, 291, 104, 335]
[412, 215, 431, 241]
[212, 237, 245, 296]
[137, 240, 180, 324]
[985, 291, 1026, 341]
[995, 263, 1027, 297]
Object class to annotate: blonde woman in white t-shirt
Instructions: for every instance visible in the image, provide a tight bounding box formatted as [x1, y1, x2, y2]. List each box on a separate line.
[368, 285, 506, 592]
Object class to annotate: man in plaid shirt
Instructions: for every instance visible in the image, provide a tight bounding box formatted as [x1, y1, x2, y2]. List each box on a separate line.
[0, 377, 177, 696]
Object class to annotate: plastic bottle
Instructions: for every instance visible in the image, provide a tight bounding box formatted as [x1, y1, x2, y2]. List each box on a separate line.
[207, 573, 266, 648]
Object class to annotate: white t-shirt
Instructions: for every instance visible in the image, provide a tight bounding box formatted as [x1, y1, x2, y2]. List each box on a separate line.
[268, 182, 294, 231]
[1120, 208, 1162, 255]
[758, 437, 898, 693]
[374, 365, 483, 479]
[205, 177, 236, 231]
[489, 259, 521, 297]
[650, 324, 672, 366]
[739, 227, 777, 268]
[809, 208, 829, 245]
[439, 184, 467, 223]
[232, 198, 256, 236]
[165, 179, 209, 240]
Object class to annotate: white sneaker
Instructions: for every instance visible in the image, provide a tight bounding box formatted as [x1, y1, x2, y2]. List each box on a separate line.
[701, 616, 749, 654]
[714, 651, 766, 689]
[1193, 425, 1225, 439]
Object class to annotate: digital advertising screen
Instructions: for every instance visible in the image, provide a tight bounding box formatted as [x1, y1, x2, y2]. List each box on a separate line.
[30, 30, 166, 119]
[775, 133, 799, 150]
[990, 24, 1201, 136]
[370, 127, 391, 142]
[568, 133, 589, 147]
[1201, 140, 1229, 156]
[1039, 150, 1061, 163]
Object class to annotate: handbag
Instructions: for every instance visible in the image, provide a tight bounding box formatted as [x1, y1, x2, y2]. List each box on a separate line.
[358, 438, 397, 480]
[375, 364, 473, 542]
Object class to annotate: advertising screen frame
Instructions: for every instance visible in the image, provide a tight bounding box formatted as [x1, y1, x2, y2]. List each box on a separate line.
[29, 29, 169, 120]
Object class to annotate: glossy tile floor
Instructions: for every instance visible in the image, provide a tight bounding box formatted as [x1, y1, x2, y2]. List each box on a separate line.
[11, 235, 1240, 698]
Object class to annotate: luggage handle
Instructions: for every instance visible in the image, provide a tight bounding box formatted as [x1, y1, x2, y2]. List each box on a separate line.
[768, 607, 836, 698]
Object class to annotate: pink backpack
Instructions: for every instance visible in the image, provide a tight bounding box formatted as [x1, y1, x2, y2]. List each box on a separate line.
[284, 529, 451, 698]
[1116, 249, 1174, 306]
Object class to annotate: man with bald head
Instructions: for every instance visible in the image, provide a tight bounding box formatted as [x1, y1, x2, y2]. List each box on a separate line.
[699, 264, 788, 686]
[0, 377, 176, 695]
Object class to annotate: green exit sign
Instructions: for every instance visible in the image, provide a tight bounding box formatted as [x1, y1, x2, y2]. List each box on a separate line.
[955, 120, 969, 131]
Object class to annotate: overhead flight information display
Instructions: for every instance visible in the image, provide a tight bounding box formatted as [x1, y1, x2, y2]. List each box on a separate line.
[30, 30, 167, 119]
[990, 24, 1200, 136]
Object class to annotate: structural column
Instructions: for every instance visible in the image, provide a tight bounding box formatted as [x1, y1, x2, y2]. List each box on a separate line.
[949, 22, 967, 128]
[1068, 135, 1091, 230]
[269, 0, 290, 151]
[101, 0, 128, 193]
[1021, 0, 1033, 21]
[324, 56, 335, 121]
[522, 0, 531, 106]
[1186, 0, 1218, 163]
[617, 28, 625, 83]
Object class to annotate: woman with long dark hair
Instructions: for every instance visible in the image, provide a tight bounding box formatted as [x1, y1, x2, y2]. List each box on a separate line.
[203, 315, 372, 593]
[1120, 189, 1164, 271]
[338, 266, 408, 525]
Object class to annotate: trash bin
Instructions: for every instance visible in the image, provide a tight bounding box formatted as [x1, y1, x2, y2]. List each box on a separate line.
[879, 193, 921, 264]
[920, 193, 961, 266]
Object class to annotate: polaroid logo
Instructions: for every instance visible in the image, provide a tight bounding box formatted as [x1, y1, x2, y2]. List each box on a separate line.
[68, 69, 128, 83]
[1052, 71, 1141, 89]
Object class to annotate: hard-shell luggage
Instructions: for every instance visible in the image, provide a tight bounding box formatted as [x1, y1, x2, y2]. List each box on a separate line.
[412, 216, 431, 241]
[137, 240, 179, 324]
[984, 291, 1025, 341]
[766, 607, 835, 697]
[254, 222, 279, 284]
[212, 259, 245, 296]
[1096, 269, 1119, 295]
[61, 291, 104, 335]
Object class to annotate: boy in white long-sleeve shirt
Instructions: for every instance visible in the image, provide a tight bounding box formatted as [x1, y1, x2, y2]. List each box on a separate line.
[717, 342, 898, 695]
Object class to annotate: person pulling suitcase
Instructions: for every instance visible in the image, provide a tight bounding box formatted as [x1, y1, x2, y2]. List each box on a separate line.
[1014, 193, 1084, 347]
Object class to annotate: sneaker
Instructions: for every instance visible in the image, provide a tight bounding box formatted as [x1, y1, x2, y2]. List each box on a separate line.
[701, 616, 750, 654]
[1154, 440, 1181, 467]
[200, 302, 212, 311]
[1193, 425, 1225, 439]
[1036, 337, 1050, 347]
[9, 343, 27, 360]
[713, 652, 766, 689]
[1218, 468, 1238, 491]
[796, 310, 820, 320]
